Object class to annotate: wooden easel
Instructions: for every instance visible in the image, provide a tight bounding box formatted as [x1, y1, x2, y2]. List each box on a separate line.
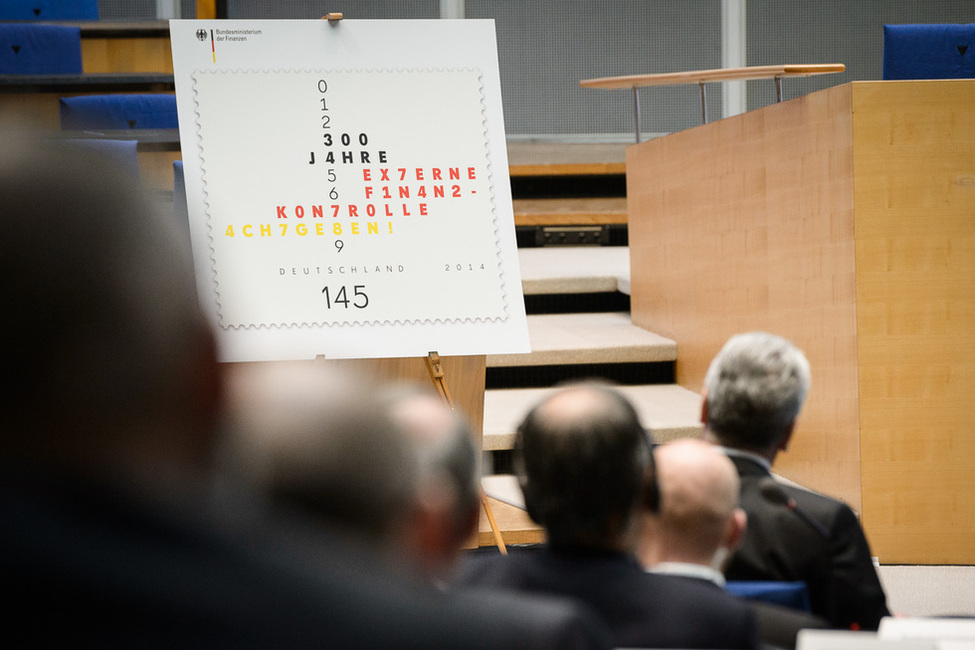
[426, 352, 507, 555]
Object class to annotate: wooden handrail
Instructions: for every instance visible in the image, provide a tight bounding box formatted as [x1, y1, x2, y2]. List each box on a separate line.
[580, 63, 846, 141]
[580, 63, 845, 90]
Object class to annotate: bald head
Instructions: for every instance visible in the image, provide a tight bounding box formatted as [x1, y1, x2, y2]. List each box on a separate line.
[382, 385, 480, 580]
[532, 386, 622, 431]
[640, 439, 745, 569]
[384, 388, 479, 517]
[224, 363, 418, 541]
[388, 389, 465, 449]
[657, 439, 740, 521]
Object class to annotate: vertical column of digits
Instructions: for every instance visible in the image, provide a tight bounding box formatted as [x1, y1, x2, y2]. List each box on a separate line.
[318, 78, 343, 253]
[316, 77, 367, 312]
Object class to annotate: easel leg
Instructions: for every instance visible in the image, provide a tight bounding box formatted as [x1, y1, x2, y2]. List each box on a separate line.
[425, 352, 507, 556]
[480, 491, 508, 555]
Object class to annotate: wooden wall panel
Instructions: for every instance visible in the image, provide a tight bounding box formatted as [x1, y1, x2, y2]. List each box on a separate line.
[82, 38, 174, 74]
[139, 151, 182, 192]
[627, 79, 975, 562]
[0, 95, 61, 129]
[627, 84, 863, 511]
[852, 80, 975, 563]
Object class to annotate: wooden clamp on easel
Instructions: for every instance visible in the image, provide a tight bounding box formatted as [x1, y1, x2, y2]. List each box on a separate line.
[426, 351, 507, 555]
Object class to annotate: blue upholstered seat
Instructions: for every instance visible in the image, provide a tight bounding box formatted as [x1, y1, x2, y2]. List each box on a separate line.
[59, 94, 179, 130]
[726, 580, 812, 612]
[0, 0, 98, 20]
[0, 24, 82, 74]
[883, 23, 975, 80]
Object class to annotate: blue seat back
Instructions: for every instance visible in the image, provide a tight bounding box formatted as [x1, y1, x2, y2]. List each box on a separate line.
[883, 23, 975, 80]
[0, 24, 82, 74]
[726, 580, 812, 612]
[0, 0, 98, 20]
[60, 94, 179, 130]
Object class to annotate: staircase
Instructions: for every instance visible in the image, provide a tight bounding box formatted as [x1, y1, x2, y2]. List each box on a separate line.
[476, 142, 704, 547]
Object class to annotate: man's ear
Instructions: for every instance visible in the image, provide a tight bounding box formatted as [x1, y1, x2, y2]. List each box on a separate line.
[404, 480, 472, 571]
[514, 445, 543, 525]
[518, 476, 543, 525]
[700, 389, 709, 426]
[725, 507, 747, 552]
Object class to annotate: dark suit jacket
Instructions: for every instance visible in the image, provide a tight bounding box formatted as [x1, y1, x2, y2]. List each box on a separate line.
[458, 546, 759, 649]
[750, 599, 830, 650]
[723, 455, 891, 631]
[0, 470, 611, 649]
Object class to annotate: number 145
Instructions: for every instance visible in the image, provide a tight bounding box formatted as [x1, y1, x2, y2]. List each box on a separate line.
[322, 285, 369, 309]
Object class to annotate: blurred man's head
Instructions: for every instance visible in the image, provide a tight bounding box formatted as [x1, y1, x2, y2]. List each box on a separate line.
[0, 133, 221, 477]
[515, 384, 654, 551]
[639, 439, 746, 571]
[225, 369, 480, 582]
[383, 385, 481, 582]
[703, 332, 811, 458]
[223, 363, 417, 544]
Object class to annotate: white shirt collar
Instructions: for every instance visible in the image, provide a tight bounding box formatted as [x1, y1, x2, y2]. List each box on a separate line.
[716, 446, 772, 473]
[649, 562, 726, 587]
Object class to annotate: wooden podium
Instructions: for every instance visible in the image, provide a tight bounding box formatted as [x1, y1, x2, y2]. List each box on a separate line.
[626, 80, 975, 564]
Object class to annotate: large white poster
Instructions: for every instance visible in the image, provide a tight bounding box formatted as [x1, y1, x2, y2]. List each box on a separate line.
[170, 19, 529, 361]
